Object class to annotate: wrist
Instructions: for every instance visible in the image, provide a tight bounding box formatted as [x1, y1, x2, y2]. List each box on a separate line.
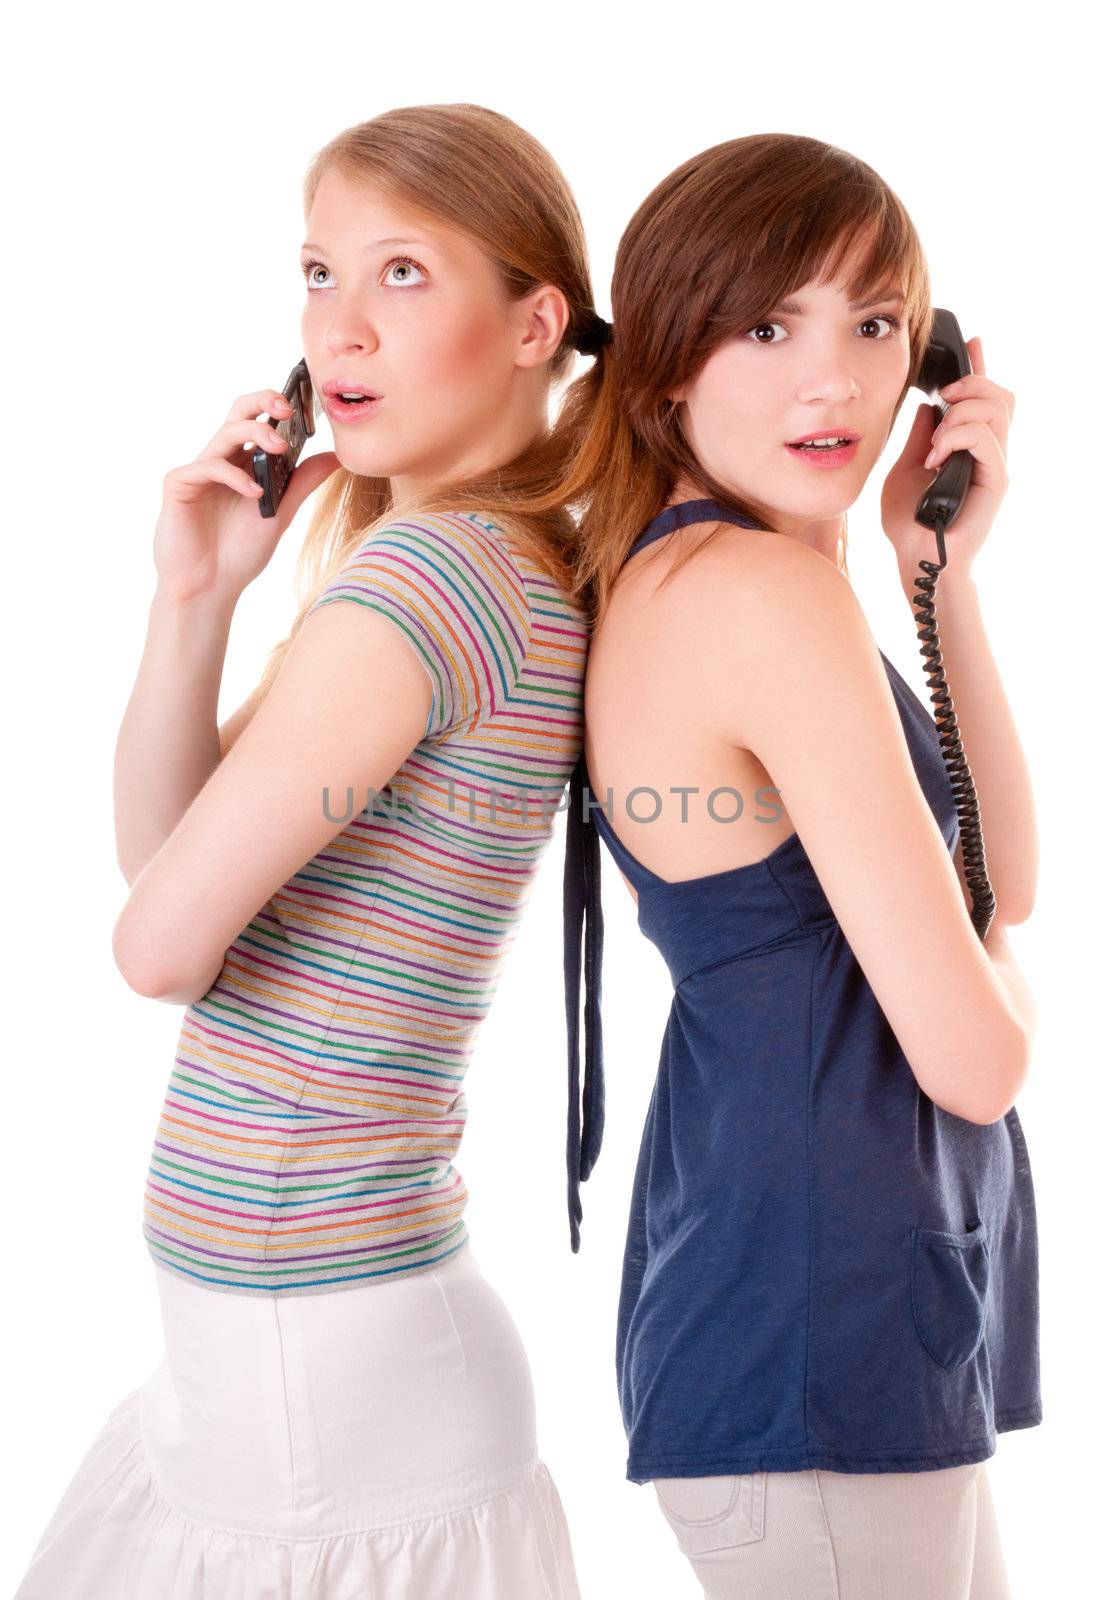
[151, 581, 237, 630]
[896, 556, 978, 609]
[148, 584, 238, 661]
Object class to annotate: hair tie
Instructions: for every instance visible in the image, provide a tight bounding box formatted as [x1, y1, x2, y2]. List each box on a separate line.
[575, 314, 614, 358]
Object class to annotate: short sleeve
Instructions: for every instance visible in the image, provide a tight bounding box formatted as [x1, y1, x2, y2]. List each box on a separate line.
[302, 511, 533, 740]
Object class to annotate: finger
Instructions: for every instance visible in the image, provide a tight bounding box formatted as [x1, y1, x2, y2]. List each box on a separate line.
[937, 377, 1014, 431]
[165, 457, 264, 503]
[264, 451, 342, 525]
[925, 418, 985, 466]
[224, 389, 296, 426]
[939, 373, 1007, 404]
[929, 396, 1012, 457]
[960, 338, 1018, 429]
[924, 421, 1007, 477]
[198, 416, 292, 461]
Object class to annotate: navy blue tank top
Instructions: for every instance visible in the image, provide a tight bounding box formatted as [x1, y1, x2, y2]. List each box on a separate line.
[562, 498, 1041, 1480]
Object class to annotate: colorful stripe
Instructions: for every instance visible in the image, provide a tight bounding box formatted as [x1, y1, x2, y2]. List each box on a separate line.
[142, 511, 587, 1296]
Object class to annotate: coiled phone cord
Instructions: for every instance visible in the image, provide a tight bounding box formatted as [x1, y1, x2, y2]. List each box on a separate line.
[912, 510, 996, 942]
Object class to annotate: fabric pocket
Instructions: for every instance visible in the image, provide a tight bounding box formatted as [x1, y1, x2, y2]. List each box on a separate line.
[911, 1218, 991, 1369]
[652, 1473, 766, 1555]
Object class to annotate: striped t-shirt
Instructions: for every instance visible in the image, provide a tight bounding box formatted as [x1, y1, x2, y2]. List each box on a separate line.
[142, 509, 588, 1296]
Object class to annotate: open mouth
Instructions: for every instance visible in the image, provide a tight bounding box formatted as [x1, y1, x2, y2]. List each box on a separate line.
[789, 437, 854, 451]
[323, 389, 384, 423]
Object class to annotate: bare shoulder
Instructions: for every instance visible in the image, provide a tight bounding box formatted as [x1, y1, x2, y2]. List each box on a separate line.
[701, 523, 854, 612]
[650, 522, 851, 627]
[662, 527, 874, 741]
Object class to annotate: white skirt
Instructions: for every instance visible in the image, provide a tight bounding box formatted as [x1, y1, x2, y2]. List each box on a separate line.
[15, 1245, 582, 1599]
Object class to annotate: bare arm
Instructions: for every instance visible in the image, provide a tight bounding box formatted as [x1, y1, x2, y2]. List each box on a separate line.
[980, 916, 1039, 1044]
[217, 684, 264, 758]
[711, 533, 1032, 1126]
[111, 599, 433, 1003]
[113, 586, 271, 887]
[900, 563, 1038, 924]
[113, 377, 340, 890]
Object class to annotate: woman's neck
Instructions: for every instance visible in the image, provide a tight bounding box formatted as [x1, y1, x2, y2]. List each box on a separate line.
[668, 480, 847, 571]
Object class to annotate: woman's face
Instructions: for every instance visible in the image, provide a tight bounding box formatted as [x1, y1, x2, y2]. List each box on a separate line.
[300, 168, 548, 497]
[670, 246, 911, 534]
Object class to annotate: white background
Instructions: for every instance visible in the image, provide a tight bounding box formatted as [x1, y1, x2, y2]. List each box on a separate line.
[4, 3, 1092, 1595]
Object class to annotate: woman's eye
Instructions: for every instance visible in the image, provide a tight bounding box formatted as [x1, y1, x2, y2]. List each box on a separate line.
[745, 322, 788, 344]
[745, 313, 903, 344]
[382, 257, 426, 287]
[858, 314, 902, 339]
[300, 256, 428, 290]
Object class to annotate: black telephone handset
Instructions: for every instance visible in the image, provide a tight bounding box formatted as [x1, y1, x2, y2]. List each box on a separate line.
[913, 309, 976, 544]
[909, 308, 994, 939]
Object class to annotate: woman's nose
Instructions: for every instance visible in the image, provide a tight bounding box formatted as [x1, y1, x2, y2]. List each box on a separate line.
[796, 369, 860, 404]
[319, 306, 382, 357]
[323, 329, 380, 357]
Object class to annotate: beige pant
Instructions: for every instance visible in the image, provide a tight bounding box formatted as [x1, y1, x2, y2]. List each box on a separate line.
[653, 1462, 1010, 1599]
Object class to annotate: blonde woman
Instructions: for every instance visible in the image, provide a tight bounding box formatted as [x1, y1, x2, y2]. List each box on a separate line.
[561, 134, 1039, 1598]
[16, 104, 601, 1599]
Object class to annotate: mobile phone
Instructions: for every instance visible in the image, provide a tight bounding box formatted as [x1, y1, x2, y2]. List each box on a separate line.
[250, 357, 315, 518]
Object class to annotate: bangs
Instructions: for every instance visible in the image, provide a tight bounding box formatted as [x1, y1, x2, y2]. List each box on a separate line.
[713, 196, 926, 337]
[813, 217, 920, 313]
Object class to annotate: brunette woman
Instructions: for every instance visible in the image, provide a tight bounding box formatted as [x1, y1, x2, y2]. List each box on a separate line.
[561, 133, 1039, 1598]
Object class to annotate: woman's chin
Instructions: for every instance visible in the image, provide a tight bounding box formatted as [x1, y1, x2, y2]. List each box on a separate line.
[331, 445, 404, 480]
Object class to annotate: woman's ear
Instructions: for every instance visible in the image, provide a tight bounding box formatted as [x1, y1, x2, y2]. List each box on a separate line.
[513, 283, 570, 369]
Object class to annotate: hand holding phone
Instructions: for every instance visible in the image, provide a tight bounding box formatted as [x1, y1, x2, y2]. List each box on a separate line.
[882, 304, 1017, 576]
[911, 308, 976, 541]
[153, 362, 338, 606]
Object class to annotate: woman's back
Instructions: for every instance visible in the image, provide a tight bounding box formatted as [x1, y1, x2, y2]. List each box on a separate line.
[586, 500, 1027, 1123]
[584, 512, 799, 891]
[143, 509, 588, 1296]
[577, 499, 1041, 1483]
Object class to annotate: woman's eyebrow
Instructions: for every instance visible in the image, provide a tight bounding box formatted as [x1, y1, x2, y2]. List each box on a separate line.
[772, 291, 905, 315]
[299, 236, 436, 254]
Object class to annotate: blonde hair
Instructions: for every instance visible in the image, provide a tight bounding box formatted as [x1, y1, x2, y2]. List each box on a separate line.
[253, 103, 600, 705]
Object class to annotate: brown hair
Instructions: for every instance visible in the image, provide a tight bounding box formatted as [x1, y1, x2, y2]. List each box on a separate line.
[253, 103, 599, 705]
[547, 133, 935, 626]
